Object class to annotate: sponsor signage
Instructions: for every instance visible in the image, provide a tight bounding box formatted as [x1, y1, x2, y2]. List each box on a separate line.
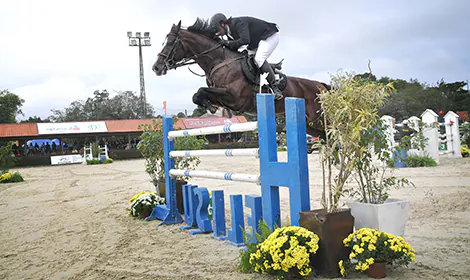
[37, 121, 108, 135]
[182, 117, 240, 129]
[50, 154, 84, 165]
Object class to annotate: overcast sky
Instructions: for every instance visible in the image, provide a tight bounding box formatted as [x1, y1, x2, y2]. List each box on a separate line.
[1, 0, 469, 120]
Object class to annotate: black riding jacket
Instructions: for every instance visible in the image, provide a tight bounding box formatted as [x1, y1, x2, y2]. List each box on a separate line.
[225, 16, 279, 50]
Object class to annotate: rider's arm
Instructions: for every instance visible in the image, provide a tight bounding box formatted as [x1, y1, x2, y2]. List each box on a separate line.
[227, 20, 250, 50]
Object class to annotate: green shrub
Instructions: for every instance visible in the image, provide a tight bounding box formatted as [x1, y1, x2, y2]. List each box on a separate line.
[277, 146, 287, 151]
[86, 159, 102, 165]
[0, 142, 17, 171]
[104, 158, 113, 164]
[237, 220, 275, 273]
[406, 154, 437, 167]
[91, 142, 100, 158]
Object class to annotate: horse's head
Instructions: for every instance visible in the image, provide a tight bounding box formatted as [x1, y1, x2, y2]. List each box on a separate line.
[152, 21, 186, 76]
[153, 18, 222, 76]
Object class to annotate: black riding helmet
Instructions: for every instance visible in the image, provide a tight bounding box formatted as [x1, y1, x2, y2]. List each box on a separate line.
[209, 13, 228, 34]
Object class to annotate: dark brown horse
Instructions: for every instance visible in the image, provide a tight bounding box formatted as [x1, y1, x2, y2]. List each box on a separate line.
[152, 19, 329, 138]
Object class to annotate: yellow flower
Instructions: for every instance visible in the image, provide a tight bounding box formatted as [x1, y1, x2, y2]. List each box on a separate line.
[129, 191, 155, 202]
[338, 260, 346, 277]
[366, 258, 374, 265]
[361, 262, 370, 271]
[368, 244, 376, 251]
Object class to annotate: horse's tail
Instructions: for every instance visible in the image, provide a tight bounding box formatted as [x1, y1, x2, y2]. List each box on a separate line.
[320, 82, 331, 91]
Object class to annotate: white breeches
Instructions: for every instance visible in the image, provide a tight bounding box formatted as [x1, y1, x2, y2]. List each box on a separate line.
[254, 32, 280, 68]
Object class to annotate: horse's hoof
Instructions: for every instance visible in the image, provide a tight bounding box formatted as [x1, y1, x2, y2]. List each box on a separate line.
[208, 106, 218, 114]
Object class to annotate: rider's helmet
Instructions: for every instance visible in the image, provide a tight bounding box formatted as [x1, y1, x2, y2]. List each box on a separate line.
[209, 13, 228, 34]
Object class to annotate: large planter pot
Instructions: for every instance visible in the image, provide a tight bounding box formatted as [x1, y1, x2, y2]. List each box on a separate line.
[368, 262, 386, 278]
[347, 199, 410, 237]
[299, 208, 354, 278]
[154, 180, 185, 214]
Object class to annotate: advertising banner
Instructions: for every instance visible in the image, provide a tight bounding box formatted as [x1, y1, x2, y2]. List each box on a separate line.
[50, 154, 84, 165]
[38, 122, 108, 135]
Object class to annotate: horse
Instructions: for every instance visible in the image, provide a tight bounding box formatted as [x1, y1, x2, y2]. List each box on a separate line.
[152, 19, 330, 138]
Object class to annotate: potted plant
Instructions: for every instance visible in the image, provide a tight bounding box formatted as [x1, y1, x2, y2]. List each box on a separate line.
[346, 120, 414, 237]
[127, 191, 166, 219]
[338, 228, 416, 278]
[248, 225, 321, 279]
[137, 118, 206, 214]
[299, 72, 392, 277]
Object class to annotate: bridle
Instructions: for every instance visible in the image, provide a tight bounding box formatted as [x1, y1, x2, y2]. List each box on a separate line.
[157, 29, 223, 72]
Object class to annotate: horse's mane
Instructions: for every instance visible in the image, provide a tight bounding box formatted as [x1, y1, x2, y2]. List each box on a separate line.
[186, 17, 216, 39]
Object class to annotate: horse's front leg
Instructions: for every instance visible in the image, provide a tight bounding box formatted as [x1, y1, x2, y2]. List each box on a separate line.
[192, 87, 235, 115]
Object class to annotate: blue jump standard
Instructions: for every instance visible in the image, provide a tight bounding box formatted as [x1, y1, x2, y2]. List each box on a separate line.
[147, 94, 311, 247]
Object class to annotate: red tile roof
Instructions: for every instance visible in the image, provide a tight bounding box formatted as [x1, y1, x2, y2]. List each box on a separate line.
[0, 115, 247, 138]
[0, 123, 38, 138]
[104, 119, 157, 133]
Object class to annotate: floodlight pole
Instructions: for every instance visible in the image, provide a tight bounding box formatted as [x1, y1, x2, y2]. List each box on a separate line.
[128, 32, 151, 118]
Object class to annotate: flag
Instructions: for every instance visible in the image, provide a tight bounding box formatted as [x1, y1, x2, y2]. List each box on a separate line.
[163, 101, 167, 115]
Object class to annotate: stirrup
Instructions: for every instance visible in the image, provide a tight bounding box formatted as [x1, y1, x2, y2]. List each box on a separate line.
[270, 87, 283, 100]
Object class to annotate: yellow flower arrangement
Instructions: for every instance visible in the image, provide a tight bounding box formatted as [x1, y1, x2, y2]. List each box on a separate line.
[0, 171, 24, 183]
[338, 228, 416, 277]
[461, 145, 469, 157]
[248, 226, 320, 279]
[129, 191, 155, 203]
[0, 172, 13, 182]
[127, 191, 165, 219]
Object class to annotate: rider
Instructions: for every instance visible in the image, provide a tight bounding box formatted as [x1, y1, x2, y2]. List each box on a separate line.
[209, 13, 283, 99]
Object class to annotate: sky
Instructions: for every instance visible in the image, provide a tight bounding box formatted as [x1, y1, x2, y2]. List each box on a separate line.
[1, 0, 469, 120]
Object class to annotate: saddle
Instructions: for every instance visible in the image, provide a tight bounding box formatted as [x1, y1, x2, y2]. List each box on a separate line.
[240, 53, 288, 92]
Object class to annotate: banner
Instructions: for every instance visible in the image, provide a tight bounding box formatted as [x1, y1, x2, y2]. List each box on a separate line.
[181, 117, 241, 129]
[37, 121, 108, 135]
[50, 154, 84, 165]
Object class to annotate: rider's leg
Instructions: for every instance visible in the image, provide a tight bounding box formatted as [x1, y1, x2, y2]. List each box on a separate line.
[254, 33, 282, 99]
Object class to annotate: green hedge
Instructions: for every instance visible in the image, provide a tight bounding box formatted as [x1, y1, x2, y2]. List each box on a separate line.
[109, 149, 143, 160]
[14, 156, 51, 167]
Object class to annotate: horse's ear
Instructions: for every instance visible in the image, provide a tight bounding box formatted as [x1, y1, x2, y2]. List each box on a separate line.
[177, 20, 181, 29]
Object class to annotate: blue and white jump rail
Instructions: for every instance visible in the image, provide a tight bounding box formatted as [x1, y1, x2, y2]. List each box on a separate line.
[146, 93, 311, 247]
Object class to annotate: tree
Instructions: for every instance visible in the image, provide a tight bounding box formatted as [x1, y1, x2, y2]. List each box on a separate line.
[0, 89, 25, 123]
[0, 141, 17, 171]
[48, 89, 155, 121]
[437, 80, 470, 112]
[21, 116, 49, 123]
[177, 112, 186, 118]
[191, 106, 207, 117]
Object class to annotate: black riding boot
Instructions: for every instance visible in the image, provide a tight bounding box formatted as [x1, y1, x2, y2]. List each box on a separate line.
[260, 61, 283, 100]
